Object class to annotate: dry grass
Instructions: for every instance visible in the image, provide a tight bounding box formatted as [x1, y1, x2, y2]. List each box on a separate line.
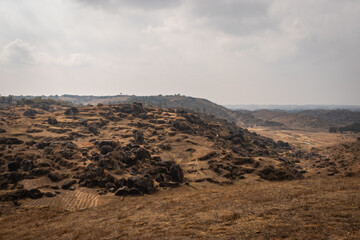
[248, 127, 359, 151]
[1, 176, 359, 239]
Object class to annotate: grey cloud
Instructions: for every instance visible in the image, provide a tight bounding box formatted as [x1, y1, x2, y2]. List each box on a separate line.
[76, 0, 181, 10]
[189, 0, 276, 35]
[0, 39, 38, 65]
[0, 39, 92, 67]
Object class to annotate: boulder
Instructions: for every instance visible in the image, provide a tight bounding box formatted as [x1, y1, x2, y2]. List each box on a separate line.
[114, 186, 130, 196]
[28, 189, 43, 199]
[133, 130, 144, 144]
[114, 186, 142, 196]
[22, 160, 34, 171]
[8, 161, 21, 172]
[36, 142, 51, 149]
[100, 145, 113, 155]
[169, 163, 184, 183]
[127, 177, 155, 194]
[47, 117, 58, 125]
[23, 109, 38, 117]
[65, 107, 79, 116]
[0, 190, 29, 201]
[62, 179, 76, 190]
[48, 171, 65, 182]
[98, 140, 118, 149]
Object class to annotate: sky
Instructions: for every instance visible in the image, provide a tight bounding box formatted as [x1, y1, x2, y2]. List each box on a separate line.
[0, 0, 359, 105]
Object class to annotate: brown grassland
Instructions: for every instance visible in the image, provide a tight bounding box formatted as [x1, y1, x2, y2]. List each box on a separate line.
[0, 103, 359, 239]
[1, 176, 359, 239]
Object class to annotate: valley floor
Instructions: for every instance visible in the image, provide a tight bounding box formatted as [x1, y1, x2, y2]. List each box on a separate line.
[1, 176, 359, 240]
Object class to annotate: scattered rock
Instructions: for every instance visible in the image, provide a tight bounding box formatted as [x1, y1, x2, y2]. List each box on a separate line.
[62, 179, 77, 190]
[100, 145, 114, 155]
[22, 160, 34, 171]
[65, 107, 79, 116]
[127, 177, 155, 194]
[23, 109, 38, 117]
[0, 137, 24, 145]
[133, 130, 144, 144]
[48, 171, 65, 182]
[28, 189, 43, 199]
[47, 117, 58, 125]
[8, 161, 21, 172]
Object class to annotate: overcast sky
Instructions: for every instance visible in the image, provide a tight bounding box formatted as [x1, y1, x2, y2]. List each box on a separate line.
[0, 0, 359, 105]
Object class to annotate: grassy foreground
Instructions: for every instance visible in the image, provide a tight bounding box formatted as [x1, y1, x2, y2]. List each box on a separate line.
[1, 176, 359, 239]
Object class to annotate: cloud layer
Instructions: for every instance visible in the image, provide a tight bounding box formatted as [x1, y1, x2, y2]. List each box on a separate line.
[0, 0, 359, 104]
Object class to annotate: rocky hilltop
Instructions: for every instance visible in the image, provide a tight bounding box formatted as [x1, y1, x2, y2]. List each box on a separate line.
[0, 102, 303, 203]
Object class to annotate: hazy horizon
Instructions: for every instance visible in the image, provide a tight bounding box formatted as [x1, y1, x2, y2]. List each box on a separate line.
[1, 0, 359, 105]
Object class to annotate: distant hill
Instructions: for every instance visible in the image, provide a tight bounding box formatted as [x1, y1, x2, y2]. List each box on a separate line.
[226, 104, 360, 112]
[249, 109, 360, 130]
[46, 94, 239, 123]
[3, 94, 359, 130]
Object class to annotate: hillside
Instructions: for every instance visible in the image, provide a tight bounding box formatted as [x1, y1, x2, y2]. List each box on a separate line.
[0, 102, 304, 206]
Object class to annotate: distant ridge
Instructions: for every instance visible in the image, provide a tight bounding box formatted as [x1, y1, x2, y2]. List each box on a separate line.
[225, 104, 360, 112]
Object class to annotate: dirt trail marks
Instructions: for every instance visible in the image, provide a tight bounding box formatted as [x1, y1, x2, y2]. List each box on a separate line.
[26, 188, 100, 210]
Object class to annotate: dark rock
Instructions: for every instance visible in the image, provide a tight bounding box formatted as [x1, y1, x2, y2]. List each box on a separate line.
[105, 182, 116, 190]
[48, 171, 65, 182]
[127, 177, 155, 194]
[0, 137, 24, 145]
[0, 128, 6, 133]
[185, 148, 196, 153]
[100, 145, 113, 155]
[22, 160, 34, 171]
[88, 123, 100, 135]
[8, 161, 20, 171]
[28, 189, 43, 199]
[47, 117, 58, 125]
[169, 163, 184, 183]
[115, 178, 128, 189]
[65, 107, 79, 116]
[79, 119, 88, 126]
[38, 161, 50, 168]
[158, 143, 172, 150]
[62, 179, 76, 189]
[0, 189, 28, 201]
[36, 142, 51, 149]
[44, 192, 56, 197]
[277, 140, 291, 149]
[98, 140, 118, 149]
[23, 109, 38, 117]
[26, 141, 36, 146]
[115, 186, 130, 196]
[128, 188, 142, 195]
[133, 130, 144, 144]
[258, 166, 298, 181]
[30, 168, 50, 176]
[4, 172, 24, 184]
[132, 147, 151, 161]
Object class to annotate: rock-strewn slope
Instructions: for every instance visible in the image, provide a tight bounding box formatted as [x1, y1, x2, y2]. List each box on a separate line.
[0, 103, 303, 203]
